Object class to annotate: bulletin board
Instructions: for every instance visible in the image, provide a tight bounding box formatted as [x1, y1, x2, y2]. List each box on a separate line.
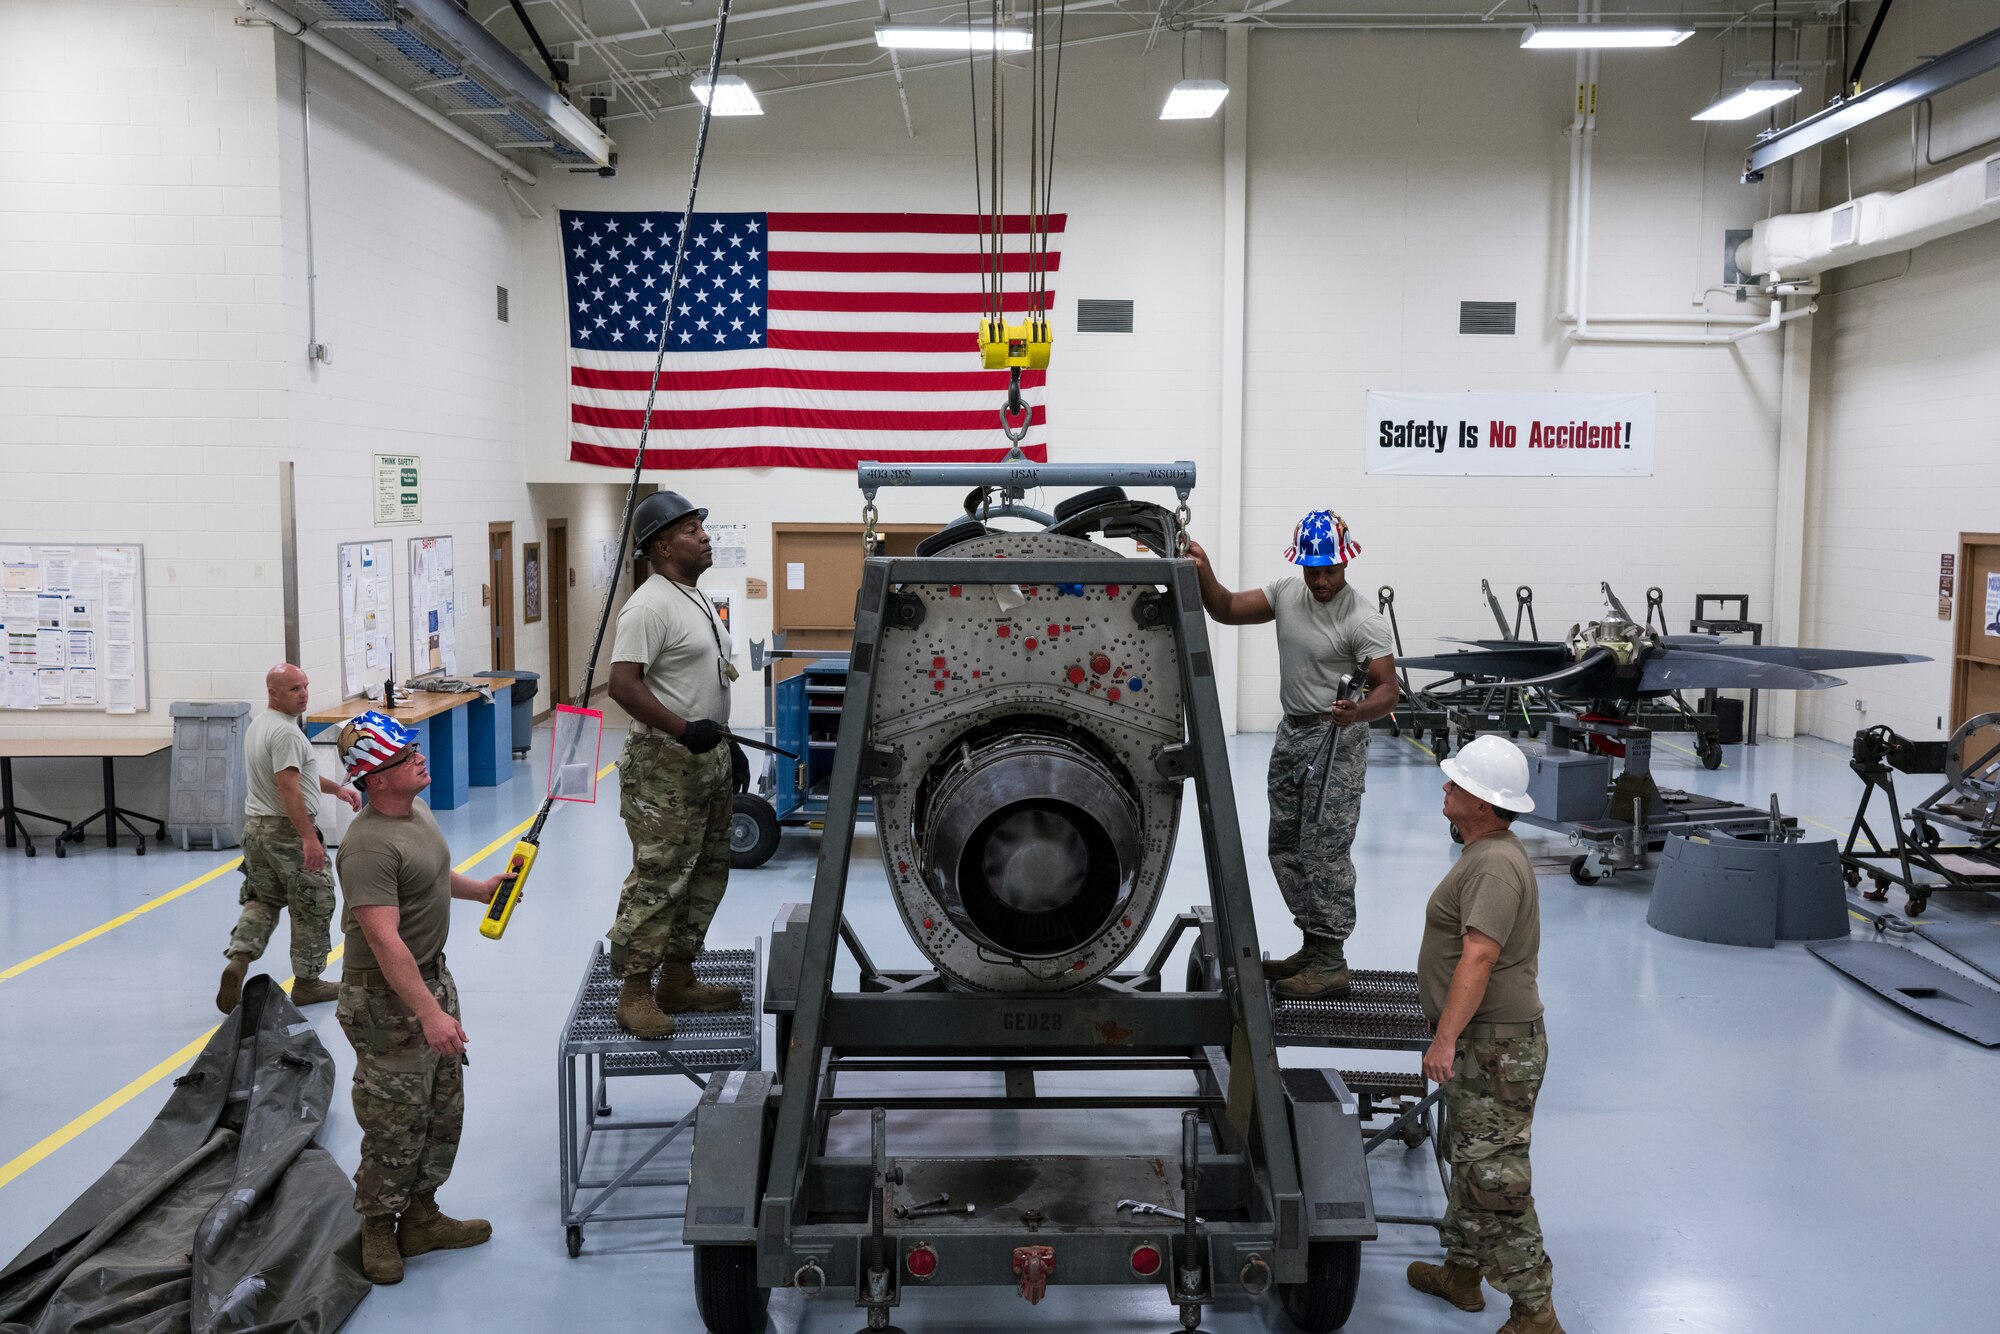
[407, 535, 458, 679]
[338, 540, 397, 701]
[0, 542, 148, 713]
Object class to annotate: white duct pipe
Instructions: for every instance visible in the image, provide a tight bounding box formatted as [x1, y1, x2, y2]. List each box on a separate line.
[1560, 0, 1796, 345]
[1738, 151, 2000, 280]
[1568, 298, 1814, 344]
[239, 0, 538, 186]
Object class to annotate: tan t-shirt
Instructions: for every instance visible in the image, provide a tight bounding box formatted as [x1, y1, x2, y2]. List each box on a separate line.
[244, 707, 319, 821]
[1262, 577, 1394, 718]
[1416, 830, 1543, 1026]
[337, 800, 453, 971]
[612, 574, 732, 725]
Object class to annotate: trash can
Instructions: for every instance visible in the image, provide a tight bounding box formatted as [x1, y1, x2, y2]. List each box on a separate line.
[1713, 697, 1745, 745]
[168, 701, 251, 850]
[493, 670, 539, 758]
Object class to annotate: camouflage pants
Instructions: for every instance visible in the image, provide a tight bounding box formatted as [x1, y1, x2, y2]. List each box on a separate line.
[336, 962, 464, 1218]
[1441, 1026, 1553, 1310]
[1267, 719, 1368, 945]
[227, 814, 335, 980]
[607, 733, 732, 977]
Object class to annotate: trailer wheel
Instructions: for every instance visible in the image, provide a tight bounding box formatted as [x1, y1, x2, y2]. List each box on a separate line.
[1569, 855, 1601, 886]
[1279, 1239, 1361, 1332]
[728, 795, 782, 869]
[693, 1244, 770, 1334]
[1185, 942, 1212, 992]
[1696, 733, 1723, 770]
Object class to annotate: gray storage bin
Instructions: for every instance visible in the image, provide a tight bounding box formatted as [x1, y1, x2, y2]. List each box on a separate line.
[1521, 743, 1611, 823]
[493, 669, 539, 757]
[168, 701, 252, 850]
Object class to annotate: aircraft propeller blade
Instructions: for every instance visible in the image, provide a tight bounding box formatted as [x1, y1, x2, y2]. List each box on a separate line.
[1662, 644, 1930, 671]
[1639, 651, 1844, 692]
[1437, 637, 1566, 651]
[1398, 648, 1572, 679]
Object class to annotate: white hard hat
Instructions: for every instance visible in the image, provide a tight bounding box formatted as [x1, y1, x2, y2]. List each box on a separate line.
[1441, 735, 1535, 814]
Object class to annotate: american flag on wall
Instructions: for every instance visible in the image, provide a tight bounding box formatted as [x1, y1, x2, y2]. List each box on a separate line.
[561, 210, 1062, 469]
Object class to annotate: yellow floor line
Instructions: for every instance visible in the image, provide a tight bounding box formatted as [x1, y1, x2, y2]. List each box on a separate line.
[1406, 735, 1436, 759]
[0, 857, 244, 984]
[0, 763, 618, 1192]
[1655, 737, 1727, 769]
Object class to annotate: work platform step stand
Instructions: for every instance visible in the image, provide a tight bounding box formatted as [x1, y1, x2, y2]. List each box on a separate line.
[557, 940, 762, 1257]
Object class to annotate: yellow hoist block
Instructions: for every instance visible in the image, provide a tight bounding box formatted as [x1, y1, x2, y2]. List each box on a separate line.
[979, 317, 1053, 371]
[479, 839, 539, 940]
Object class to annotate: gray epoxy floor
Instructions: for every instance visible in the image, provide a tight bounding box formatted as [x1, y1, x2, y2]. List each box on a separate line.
[2, 724, 1995, 1333]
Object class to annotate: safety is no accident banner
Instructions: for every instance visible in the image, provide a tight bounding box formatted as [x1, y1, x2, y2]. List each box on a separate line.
[1364, 390, 1655, 477]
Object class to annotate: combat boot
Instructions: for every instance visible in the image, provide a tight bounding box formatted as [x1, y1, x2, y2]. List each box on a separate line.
[1406, 1259, 1485, 1312]
[654, 958, 742, 1014]
[1261, 935, 1320, 981]
[616, 974, 675, 1039]
[1496, 1302, 1564, 1333]
[290, 977, 339, 1006]
[215, 953, 252, 1014]
[360, 1215, 403, 1284]
[398, 1191, 493, 1256]
[1272, 940, 1351, 999]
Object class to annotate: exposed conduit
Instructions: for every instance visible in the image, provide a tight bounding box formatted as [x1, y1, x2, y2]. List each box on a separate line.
[1738, 150, 2000, 280]
[238, 0, 539, 186]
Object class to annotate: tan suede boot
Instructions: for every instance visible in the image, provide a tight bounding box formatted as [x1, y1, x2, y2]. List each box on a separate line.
[616, 974, 675, 1039]
[290, 977, 339, 1006]
[361, 1215, 403, 1284]
[1261, 935, 1318, 982]
[398, 1191, 492, 1257]
[1496, 1302, 1564, 1333]
[1407, 1259, 1485, 1312]
[216, 953, 252, 1015]
[654, 958, 742, 1014]
[1273, 940, 1351, 999]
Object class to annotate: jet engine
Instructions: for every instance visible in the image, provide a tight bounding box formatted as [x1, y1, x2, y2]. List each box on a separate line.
[868, 529, 1185, 992]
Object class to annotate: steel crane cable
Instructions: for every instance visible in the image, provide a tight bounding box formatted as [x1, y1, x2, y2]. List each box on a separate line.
[524, 0, 739, 852]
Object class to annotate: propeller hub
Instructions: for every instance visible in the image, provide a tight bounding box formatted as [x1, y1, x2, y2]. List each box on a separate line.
[1567, 618, 1659, 668]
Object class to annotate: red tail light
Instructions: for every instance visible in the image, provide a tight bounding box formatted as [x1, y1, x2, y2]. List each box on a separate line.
[906, 1243, 939, 1280]
[1130, 1243, 1163, 1277]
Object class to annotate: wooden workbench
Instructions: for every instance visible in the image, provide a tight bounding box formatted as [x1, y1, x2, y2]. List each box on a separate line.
[305, 678, 516, 810]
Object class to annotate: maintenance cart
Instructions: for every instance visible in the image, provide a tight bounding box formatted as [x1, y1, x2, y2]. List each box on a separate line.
[1840, 715, 2000, 916]
[728, 640, 875, 869]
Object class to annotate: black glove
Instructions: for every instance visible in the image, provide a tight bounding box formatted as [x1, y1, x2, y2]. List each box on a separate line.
[729, 739, 750, 793]
[678, 718, 726, 754]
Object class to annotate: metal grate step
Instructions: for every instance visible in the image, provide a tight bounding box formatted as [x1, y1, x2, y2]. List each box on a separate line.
[562, 946, 760, 1071]
[1273, 969, 1431, 1051]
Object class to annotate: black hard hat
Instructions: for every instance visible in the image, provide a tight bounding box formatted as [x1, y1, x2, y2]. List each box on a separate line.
[632, 490, 708, 558]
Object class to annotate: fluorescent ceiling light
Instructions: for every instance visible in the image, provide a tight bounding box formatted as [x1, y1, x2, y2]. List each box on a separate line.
[1160, 78, 1229, 120]
[874, 24, 1032, 52]
[1520, 24, 1693, 49]
[1691, 79, 1803, 121]
[691, 73, 762, 116]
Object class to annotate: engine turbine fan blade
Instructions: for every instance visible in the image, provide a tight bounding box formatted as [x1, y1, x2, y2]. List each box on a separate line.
[1639, 651, 1843, 692]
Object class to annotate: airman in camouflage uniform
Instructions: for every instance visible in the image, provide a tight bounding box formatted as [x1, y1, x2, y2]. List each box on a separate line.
[1189, 509, 1398, 999]
[1411, 735, 1562, 1334]
[605, 490, 743, 1039]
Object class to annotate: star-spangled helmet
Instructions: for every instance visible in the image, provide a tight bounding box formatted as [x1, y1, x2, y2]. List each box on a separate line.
[1284, 510, 1361, 567]
[338, 710, 418, 782]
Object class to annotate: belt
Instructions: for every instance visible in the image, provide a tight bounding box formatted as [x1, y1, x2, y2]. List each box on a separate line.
[343, 952, 447, 988]
[1287, 712, 1363, 729]
[1463, 1016, 1544, 1040]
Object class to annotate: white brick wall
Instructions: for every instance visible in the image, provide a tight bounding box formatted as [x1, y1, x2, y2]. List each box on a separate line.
[0, 0, 286, 813]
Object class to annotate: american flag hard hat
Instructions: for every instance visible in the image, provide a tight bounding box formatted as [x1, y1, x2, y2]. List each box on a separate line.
[338, 710, 417, 781]
[1283, 510, 1361, 567]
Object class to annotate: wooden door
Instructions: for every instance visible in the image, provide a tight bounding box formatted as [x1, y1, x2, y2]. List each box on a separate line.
[547, 520, 570, 706]
[489, 522, 516, 671]
[1952, 532, 2000, 756]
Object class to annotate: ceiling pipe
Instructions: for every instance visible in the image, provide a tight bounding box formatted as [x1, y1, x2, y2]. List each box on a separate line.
[1569, 298, 1814, 344]
[238, 0, 539, 185]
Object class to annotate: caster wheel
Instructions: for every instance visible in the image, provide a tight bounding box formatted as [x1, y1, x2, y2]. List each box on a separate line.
[24, 845, 34, 858]
[1843, 868, 1861, 888]
[1569, 855, 1601, 886]
[1916, 824, 1941, 850]
[55, 843, 66, 859]
[1906, 897, 1929, 917]
[1697, 737, 1723, 771]
[1398, 1118, 1429, 1148]
[566, 1225, 583, 1258]
[1863, 879, 1890, 902]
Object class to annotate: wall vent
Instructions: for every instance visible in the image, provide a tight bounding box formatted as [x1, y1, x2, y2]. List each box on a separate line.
[1830, 204, 1857, 245]
[1076, 298, 1135, 334]
[1986, 156, 2000, 203]
[497, 285, 510, 322]
[1458, 300, 1517, 336]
